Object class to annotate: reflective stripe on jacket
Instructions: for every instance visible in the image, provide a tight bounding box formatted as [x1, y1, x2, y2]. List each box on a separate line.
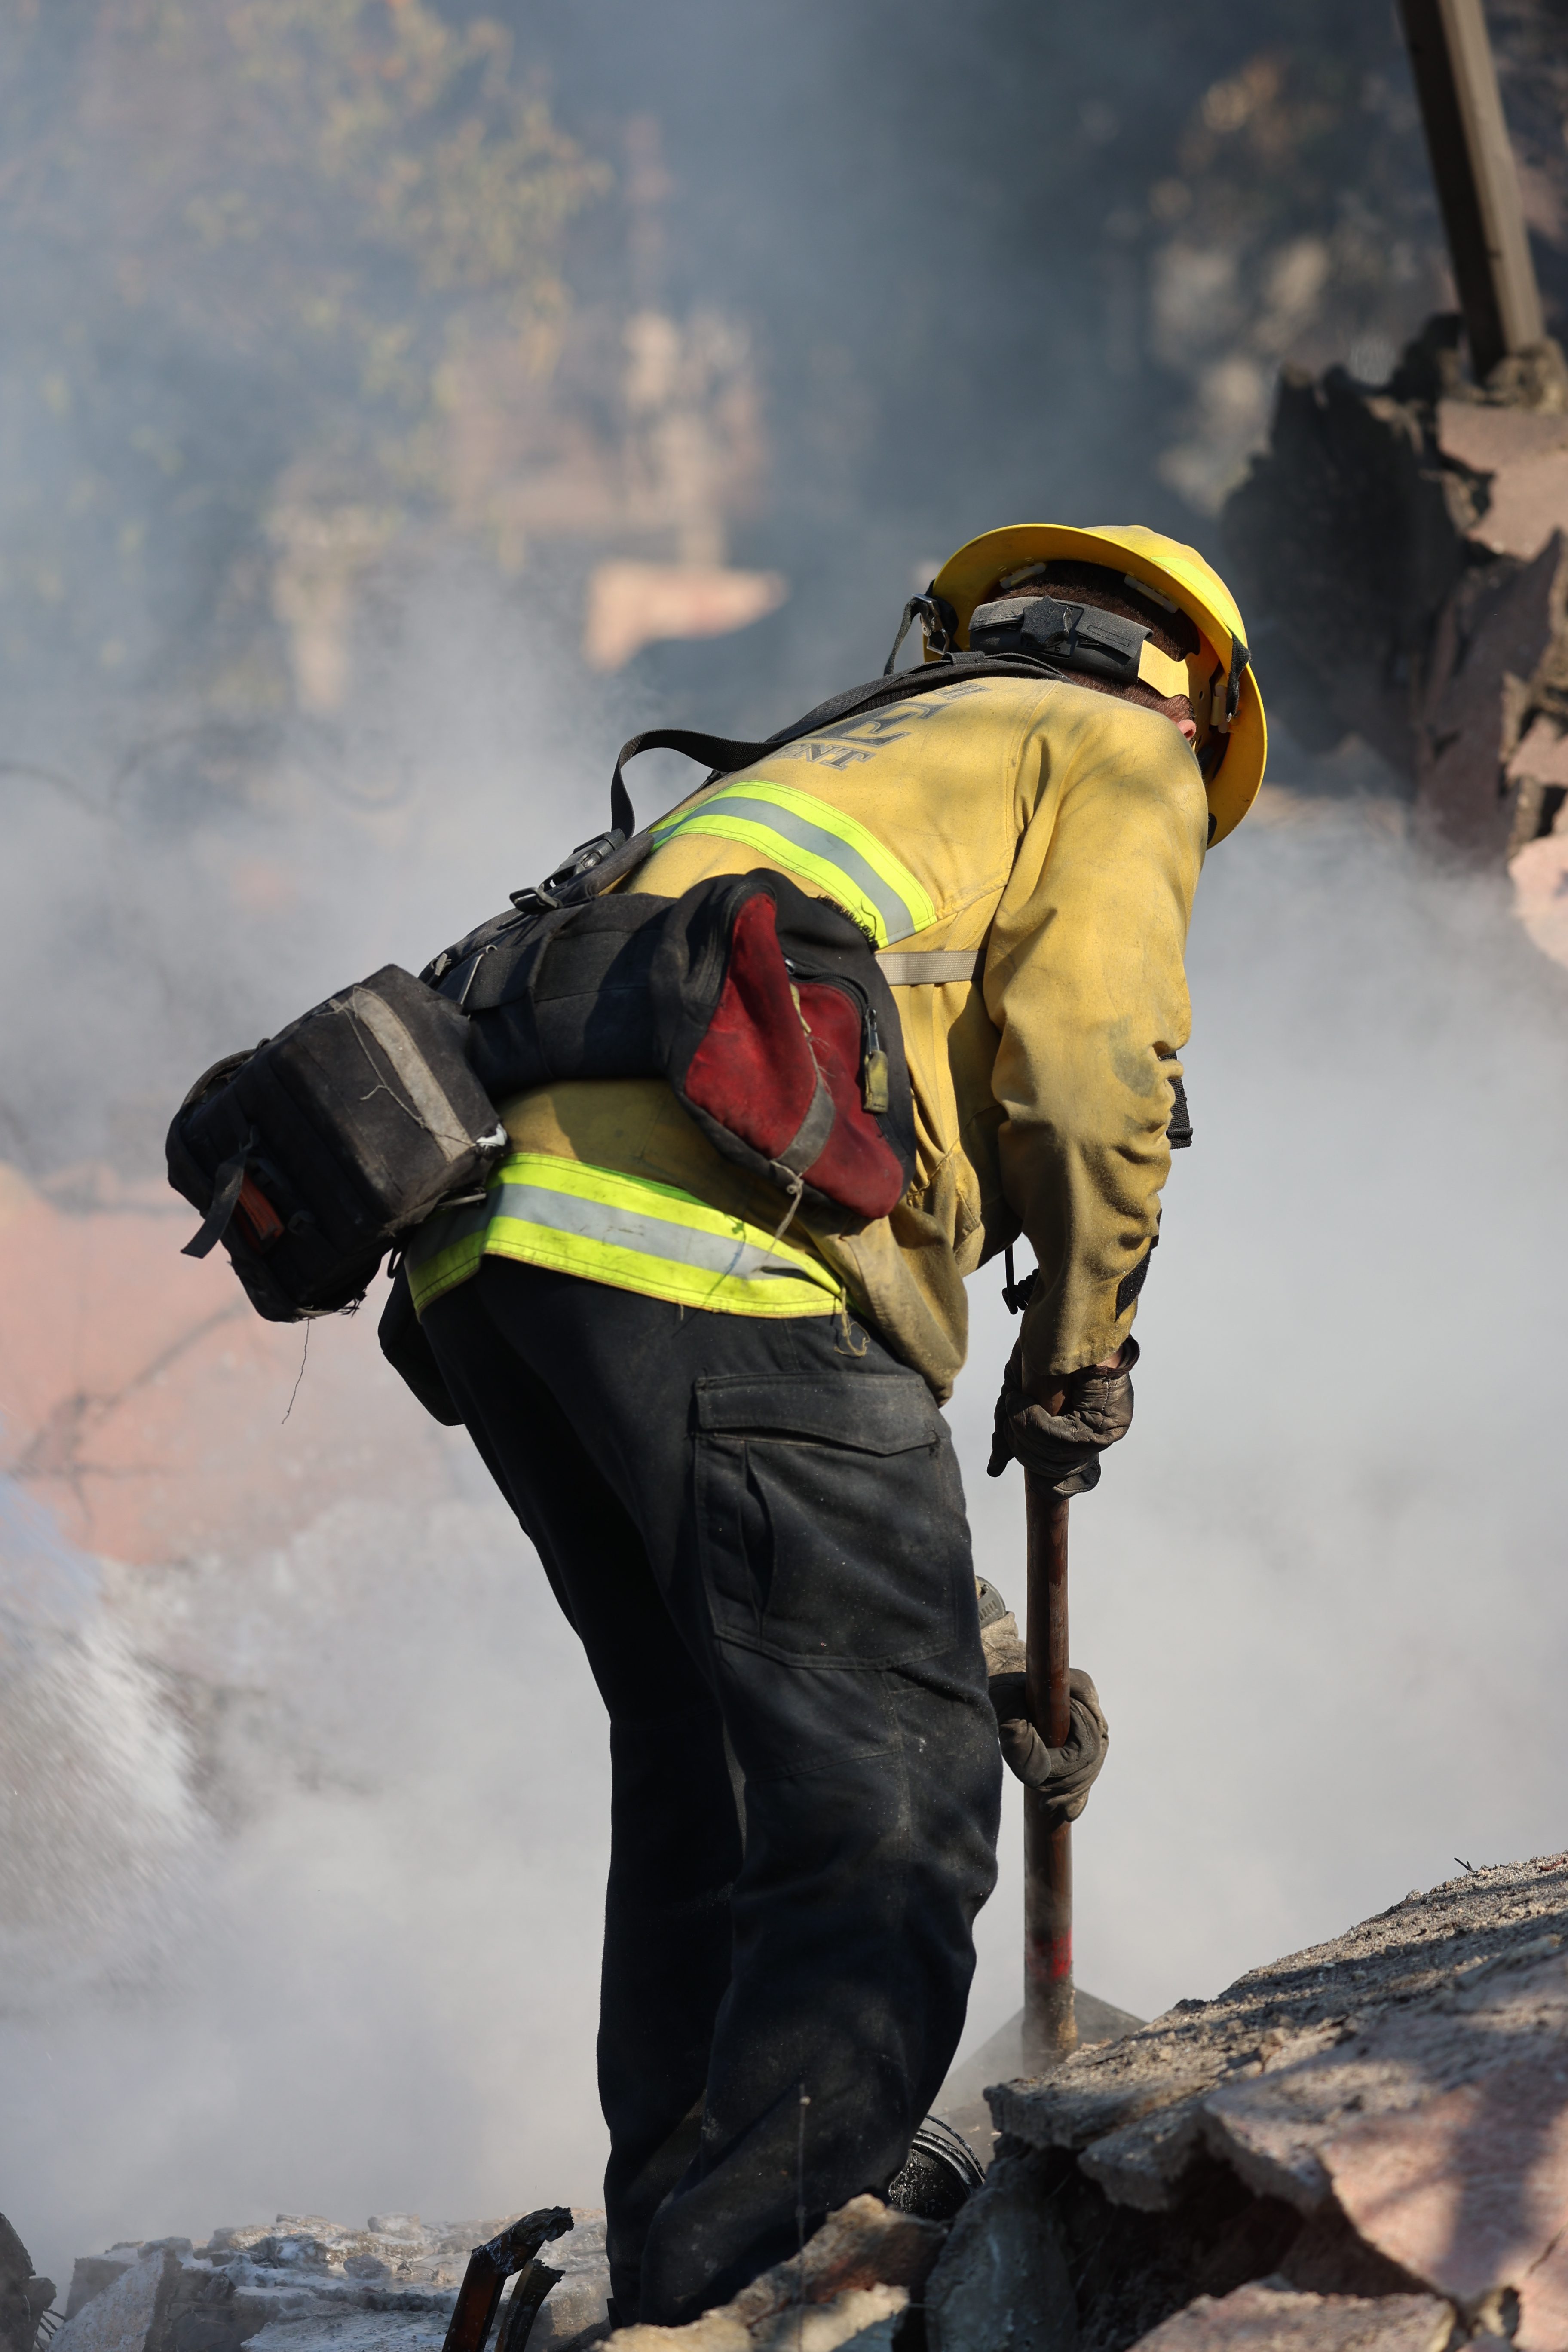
[650, 779, 937, 947]
[441, 674, 1207, 1400]
[404, 1149, 841, 1320]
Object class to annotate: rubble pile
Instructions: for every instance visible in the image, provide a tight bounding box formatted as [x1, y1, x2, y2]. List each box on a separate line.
[0, 2217, 54, 2352]
[589, 1853, 1568, 2351]
[27, 1854, 1568, 2352]
[39, 2214, 610, 2352]
[928, 1851, 1568, 2352]
[1222, 320, 1568, 864]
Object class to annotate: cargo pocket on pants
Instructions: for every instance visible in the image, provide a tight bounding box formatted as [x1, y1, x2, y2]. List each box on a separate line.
[692, 1368, 966, 1669]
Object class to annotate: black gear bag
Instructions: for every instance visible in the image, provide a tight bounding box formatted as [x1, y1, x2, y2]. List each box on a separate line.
[166, 965, 508, 1323]
[427, 868, 915, 1225]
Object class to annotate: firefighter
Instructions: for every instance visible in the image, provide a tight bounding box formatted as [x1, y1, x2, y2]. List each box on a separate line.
[407, 524, 1266, 2326]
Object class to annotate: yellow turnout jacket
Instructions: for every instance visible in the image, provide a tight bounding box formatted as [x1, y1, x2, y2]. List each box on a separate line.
[406, 674, 1207, 1402]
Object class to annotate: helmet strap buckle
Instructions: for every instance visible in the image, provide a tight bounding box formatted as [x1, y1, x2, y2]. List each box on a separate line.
[883, 592, 956, 675]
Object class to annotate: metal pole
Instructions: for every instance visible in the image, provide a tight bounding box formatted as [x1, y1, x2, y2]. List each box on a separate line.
[1397, 0, 1544, 380]
[1021, 1474, 1076, 2070]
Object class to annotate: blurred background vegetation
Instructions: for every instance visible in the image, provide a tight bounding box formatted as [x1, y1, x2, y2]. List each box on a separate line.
[0, 3, 603, 750]
[5, 2, 1566, 782]
[0, 2, 1562, 890]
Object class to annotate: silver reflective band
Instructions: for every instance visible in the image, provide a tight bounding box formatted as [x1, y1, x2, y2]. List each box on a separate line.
[487, 1178, 813, 1284]
[875, 947, 985, 986]
[343, 987, 472, 1160]
[660, 793, 921, 945]
[404, 1190, 491, 1267]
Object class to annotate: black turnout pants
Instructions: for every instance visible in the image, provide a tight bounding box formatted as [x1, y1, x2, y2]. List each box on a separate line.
[423, 1259, 1001, 2326]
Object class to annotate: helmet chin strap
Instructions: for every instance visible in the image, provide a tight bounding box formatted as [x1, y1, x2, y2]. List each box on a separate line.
[883, 592, 957, 674]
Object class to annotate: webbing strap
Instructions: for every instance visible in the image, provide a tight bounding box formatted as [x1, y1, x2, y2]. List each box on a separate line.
[875, 947, 985, 986]
[181, 1135, 256, 1259]
[501, 654, 1070, 925]
[1225, 634, 1250, 723]
[608, 728, 787, 847]
[607, 652, 1066, 846]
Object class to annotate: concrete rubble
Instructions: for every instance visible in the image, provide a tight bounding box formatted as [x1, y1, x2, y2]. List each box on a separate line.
[29, 1852, 1568, 2352]
[0, 2216, 55, 2352]
[43, 2213, 610, 2352]
[929, 1850, 1568, 2352]
[1127, 2284, 1455, 2352]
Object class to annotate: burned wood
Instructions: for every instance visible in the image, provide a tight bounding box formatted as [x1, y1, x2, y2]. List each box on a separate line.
[439, 2210, 572, 2352]
[494, 2261, 563, 2352]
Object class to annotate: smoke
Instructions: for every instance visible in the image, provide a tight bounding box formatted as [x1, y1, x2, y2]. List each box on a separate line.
[0, 552, 636, 2286]
[0, 1484, 208, 1999]
[3, 1479, 613, 2288]
[0, 557, 634, 1179]
[4, 0, 1568, 2299]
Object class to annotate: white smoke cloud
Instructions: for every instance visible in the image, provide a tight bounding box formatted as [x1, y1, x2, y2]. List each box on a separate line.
[4, 1476, 614, 2293]
[0, 1485, 210, 2005]
[1, 561, 637, 2289]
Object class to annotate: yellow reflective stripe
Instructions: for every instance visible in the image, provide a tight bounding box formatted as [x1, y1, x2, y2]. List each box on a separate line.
[652, 779, 937, 949]
[653, 810, 896, 943]
[404, 1192, 492, 1310]
[405, 1153, 839, 1320]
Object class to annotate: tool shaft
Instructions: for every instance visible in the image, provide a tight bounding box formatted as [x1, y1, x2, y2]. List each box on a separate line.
[1022, 1473, 1076, 2070]
[1397, 0, 1543, 377]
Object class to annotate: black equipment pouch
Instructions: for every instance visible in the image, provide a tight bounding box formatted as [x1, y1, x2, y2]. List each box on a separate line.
[431, 869, 916, 1223]
[166, 965, 508, 1323]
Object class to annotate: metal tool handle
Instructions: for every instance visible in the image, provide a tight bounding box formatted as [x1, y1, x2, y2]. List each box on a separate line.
[1022, 1473, 1076, 2070]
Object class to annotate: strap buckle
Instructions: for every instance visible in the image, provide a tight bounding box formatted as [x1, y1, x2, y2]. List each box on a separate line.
[509, 830, 625, 915]
[883, 592, 957, 675]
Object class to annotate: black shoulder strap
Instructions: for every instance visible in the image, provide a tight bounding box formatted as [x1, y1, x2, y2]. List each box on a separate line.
[521, 652, 1067, 919]
[611, 652, 1063, 841]
[606, 728, 778, 842]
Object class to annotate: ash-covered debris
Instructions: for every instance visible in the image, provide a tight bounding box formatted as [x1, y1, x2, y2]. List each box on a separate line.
[40, 1857, 1568, 2352]
[1127, 2282, 1455, 2352]
[1224, 316, 1568, 863]
[916, 1852, 1568, 2352]
[608, 2196, 944, 2352]
[47, 2214, 609, 2352]
[0, 2215, 56, 2352]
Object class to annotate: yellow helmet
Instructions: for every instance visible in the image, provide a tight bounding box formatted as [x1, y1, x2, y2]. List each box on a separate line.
[922, 524, 1266, 844]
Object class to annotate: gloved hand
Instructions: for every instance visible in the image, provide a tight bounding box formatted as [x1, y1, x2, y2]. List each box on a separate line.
[987, 1665, 1109, 1825]
[986, 1337, 1139, 1494]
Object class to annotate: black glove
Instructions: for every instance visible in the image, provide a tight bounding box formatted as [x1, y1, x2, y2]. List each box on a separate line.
[986, 1337, 1139, 1494]
[987, 1666, 1109, 1825]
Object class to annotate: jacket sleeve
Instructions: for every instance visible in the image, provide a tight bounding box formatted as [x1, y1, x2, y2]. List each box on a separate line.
[985, 693, 1209, 1387]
